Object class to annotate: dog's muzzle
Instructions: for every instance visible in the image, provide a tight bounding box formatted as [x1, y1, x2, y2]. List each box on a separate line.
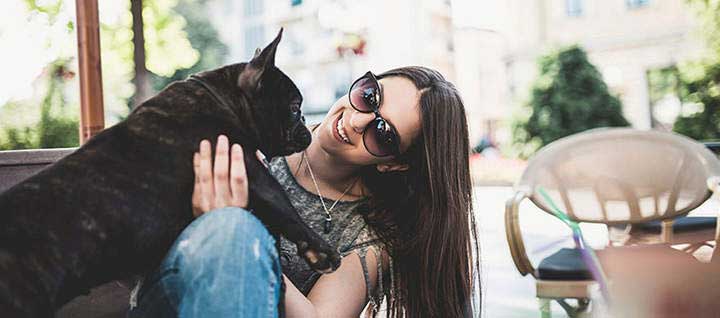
[289, 124, 312, 152]
[285, 112, 311, 153]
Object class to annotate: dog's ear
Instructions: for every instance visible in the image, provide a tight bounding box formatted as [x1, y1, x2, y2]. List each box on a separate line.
[238, 28, 283, 92]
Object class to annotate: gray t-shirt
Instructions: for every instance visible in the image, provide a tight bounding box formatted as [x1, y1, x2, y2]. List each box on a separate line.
[268, 157, 382, 300]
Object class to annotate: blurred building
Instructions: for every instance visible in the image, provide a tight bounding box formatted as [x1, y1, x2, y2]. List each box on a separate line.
[454, 0, 705, 146]
[207, 0, 703, 148]
[208, 0, 455, 124]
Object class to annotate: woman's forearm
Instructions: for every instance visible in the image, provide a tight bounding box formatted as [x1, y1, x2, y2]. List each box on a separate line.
[283, 275, 318, 318]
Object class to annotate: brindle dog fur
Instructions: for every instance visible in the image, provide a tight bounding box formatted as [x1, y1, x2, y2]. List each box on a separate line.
[0, 30, 341, 317]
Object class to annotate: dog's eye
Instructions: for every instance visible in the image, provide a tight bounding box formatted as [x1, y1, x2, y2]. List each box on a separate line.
[290, 102, 301, 114]
[288, 102, 302, 123]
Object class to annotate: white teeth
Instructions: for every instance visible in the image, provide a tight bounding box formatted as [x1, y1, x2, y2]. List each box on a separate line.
[337, 117, 350, 143]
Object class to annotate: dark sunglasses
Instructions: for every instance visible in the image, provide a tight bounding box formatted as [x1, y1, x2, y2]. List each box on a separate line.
[348, 71, 401, 157]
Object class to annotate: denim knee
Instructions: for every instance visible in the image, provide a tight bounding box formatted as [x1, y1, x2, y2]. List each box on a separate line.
[166, 207, 278, 270]
[130, 207, 283, 317]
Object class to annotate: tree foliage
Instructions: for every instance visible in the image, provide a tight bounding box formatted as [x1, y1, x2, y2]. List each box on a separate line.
[1, 0, 225, 149]
[671, 0, 720, 140]
[150, 0, 228, 91]
[672, 63, 720, 139]
[0, 60, 79, 150]
[513, 46, 629, 155]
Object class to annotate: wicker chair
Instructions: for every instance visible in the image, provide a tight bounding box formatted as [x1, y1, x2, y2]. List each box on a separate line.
[505, 128, 720, 317]
[609, 142, 720, 254]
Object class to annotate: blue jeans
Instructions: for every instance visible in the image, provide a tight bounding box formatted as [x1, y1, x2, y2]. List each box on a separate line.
[128, 207, 282, 317]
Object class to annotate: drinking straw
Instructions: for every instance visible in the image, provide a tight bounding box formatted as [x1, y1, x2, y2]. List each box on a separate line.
[537, 187, 610, 301]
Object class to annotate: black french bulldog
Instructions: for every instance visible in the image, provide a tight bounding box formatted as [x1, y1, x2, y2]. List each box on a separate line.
[0, 29, 341, 317]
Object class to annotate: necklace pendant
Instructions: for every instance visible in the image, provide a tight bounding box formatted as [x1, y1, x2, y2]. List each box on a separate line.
[324, 218, 332, 234]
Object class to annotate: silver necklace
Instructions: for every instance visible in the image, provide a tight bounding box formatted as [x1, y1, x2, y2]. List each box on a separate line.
[303, 151, 358, 234]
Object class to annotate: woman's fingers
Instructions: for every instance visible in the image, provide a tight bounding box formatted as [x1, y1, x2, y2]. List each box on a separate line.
[198, 139, 214, 212]
[230, 144, 248, 207]
[213, 135, 232, 209]
[191, 136, 251, 217]
[192, 152, 202, 217]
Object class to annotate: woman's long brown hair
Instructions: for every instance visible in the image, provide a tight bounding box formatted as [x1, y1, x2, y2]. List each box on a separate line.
[359, 66, 481, 317]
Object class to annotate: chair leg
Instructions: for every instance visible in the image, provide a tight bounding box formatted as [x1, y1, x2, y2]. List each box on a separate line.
[556, 298, 591, 318]
[682, 242, 704, 253]
[577, 298, 590, 312]
[539, 298, 551, 318]
[556, 299, 575, 317]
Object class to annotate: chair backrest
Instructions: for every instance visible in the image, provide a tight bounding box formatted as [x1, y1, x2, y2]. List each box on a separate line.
[0, 148, 75, 193]
[516, 128, 720, 225]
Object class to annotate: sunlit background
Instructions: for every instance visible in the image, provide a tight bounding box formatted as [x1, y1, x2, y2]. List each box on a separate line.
[0, 0, 714, 154]
[2, 0, 720, 317]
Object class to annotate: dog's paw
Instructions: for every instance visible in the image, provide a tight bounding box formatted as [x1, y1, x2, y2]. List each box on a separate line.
[296, 241, 341, 273]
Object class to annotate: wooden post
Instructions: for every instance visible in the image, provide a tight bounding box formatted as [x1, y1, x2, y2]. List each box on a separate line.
[75, 0, 105, 144]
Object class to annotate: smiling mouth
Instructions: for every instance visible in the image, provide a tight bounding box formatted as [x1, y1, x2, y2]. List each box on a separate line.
[333, 112, 353, 145]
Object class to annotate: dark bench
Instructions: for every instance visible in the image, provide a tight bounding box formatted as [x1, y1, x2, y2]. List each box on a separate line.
[0, 148, 130, 318]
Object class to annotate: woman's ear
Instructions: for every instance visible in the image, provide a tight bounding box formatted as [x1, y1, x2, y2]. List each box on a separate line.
[376, 162, 409, 173]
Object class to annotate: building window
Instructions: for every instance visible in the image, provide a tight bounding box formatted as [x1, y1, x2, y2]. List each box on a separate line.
[244, 24, 265, 58]
[627, 0, 649, 9]
[566, 0, 582, 17]
[244, 0, 264, 17]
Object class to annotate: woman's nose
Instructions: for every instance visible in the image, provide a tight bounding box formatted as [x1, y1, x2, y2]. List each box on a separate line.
[348, 110, 375, 134]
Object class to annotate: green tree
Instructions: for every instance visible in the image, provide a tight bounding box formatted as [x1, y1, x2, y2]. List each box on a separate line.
[128, 0, 203, 108]
[131, 0, 153, 107]
[514, 46, 629, 156]
[37, 60, 79, 148]
[672, 0, 720, 140]
[672, 64, 720, 140]
[0, 59, 79, 150]
[1, 0, 209, 149]
[150, 0, 228, 91]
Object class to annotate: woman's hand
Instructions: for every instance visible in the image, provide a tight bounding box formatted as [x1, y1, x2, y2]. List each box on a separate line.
[192, 135, 248, 217]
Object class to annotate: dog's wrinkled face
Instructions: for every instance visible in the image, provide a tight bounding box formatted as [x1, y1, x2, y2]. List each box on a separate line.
[237, 29, 312, 158]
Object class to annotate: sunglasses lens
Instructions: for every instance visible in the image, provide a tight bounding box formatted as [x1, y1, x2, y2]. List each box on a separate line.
[363, 118, 399, 157]
[349, 76, 379, 112]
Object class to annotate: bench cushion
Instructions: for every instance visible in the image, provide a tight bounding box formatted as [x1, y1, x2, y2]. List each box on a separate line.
[635, 216, 717, 234]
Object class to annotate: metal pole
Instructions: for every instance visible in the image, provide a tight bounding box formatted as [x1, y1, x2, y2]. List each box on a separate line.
[75, 0, 105, 144]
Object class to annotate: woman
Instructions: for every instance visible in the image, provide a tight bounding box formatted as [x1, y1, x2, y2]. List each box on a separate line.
[129, 66, 481, 317]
